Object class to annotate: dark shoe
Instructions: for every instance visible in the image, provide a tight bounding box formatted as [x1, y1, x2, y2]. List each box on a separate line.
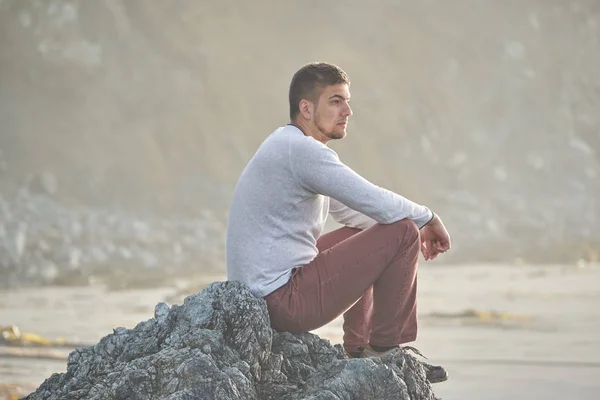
[359, 344, 448, 383]
[360, 344, 400, 358]
[420, 361, 448, 383]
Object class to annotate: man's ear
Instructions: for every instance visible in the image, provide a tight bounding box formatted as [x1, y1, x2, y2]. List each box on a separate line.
[298, 99, 314, 120]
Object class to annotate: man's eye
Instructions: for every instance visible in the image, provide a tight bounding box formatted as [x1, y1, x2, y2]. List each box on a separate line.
[332, 100, 339, 104]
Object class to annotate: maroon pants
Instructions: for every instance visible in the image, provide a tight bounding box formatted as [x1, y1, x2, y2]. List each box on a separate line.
[264, 219, 421, 353]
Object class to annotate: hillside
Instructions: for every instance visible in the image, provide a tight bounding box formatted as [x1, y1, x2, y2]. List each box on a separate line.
[1, 0, 599, 266]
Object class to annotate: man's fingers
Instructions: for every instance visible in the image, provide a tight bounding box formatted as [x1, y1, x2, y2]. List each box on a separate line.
[434, 239, 451, 253]
[429, 240, 437, 255]
[439, 239, 451, 251]
[420, 242, 429, 260]
[420, 235, 451, 261]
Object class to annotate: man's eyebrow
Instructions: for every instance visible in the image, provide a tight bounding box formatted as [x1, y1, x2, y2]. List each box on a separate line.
[328, 94, 350, 100]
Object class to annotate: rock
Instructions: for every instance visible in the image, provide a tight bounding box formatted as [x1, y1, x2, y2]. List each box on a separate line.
[154, 302, 170, 323]
[0, 191, 226, 288]
[23, 281, 436, 400]
[26, 172, 59, 196]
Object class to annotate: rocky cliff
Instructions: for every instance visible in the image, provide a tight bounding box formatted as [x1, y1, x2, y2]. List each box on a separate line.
[1, 0, 598, 272]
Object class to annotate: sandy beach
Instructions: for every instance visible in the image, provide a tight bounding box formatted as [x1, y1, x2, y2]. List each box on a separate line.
[2, 262, 599, 399]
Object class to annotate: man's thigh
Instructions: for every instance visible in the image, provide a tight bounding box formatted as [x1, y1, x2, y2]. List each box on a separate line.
[277, 220, 413, 331]
[316, 226, 361, 253]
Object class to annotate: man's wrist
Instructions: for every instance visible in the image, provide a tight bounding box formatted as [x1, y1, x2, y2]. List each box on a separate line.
[420, 210, 436, 229]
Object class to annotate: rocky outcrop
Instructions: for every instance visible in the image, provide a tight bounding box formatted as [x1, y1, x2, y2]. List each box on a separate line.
[24, 281, 436, 400]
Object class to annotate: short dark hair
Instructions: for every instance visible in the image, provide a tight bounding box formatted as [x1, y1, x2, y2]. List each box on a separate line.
[289, 62, 350, 120]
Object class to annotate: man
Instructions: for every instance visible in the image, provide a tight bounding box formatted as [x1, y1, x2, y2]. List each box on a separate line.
[226, 62, 451, 382]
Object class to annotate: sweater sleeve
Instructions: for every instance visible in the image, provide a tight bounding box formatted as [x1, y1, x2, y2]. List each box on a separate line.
[290, 137, 433, 228]
[329, 197, 377, 230]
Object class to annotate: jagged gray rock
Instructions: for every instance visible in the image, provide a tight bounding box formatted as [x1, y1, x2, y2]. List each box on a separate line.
[24, 281, 436, 400]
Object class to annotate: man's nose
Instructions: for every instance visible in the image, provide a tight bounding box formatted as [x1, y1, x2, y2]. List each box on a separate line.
[344, 103, 353, 117]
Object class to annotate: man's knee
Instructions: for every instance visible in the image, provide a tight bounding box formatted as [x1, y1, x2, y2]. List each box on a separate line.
[391, 218, 420, 242]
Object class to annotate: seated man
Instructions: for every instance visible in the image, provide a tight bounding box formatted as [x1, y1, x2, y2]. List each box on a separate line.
[226, 62, 451, 382]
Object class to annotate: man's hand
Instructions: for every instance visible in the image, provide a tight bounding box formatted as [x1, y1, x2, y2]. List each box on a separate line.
[420, 214, 451, 261]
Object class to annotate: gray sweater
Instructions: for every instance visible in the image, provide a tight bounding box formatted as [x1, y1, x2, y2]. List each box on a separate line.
[226, 125, 432, 297]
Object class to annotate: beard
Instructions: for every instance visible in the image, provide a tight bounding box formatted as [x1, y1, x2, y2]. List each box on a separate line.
[314, 113, 346, 141]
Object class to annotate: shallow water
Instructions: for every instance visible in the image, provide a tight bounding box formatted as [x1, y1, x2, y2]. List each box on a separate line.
[1, 263, 599, 399]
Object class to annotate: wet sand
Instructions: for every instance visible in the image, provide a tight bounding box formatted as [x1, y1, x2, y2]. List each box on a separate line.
[1, 263, 599, 399]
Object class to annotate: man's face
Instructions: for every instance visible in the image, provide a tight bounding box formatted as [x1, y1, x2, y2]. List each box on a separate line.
[312, 83, 353, 142]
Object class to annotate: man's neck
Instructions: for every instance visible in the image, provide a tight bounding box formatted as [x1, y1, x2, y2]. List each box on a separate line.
[288, 120, 328, 144]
